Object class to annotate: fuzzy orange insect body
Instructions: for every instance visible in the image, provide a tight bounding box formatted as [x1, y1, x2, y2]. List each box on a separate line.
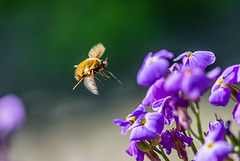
[75, 58, 104, 81]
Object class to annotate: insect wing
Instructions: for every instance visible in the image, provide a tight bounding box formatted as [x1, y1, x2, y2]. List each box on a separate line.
[88, 43, 105, 58]
[84, 75, 99, 95]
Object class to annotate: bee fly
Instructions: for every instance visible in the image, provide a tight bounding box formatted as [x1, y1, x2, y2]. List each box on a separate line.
[73, 43, 124, 95]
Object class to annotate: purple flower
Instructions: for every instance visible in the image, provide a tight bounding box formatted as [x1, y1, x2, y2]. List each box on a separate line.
[0, 94, 25, 138]
[195, 119, 233, 161]
[126, 141, 145, 161]
[195, 141, 233, 161]
[113, 105, 147, 135]
[205, 119, 225, 143]
[137, 50, 173, 86]
[209, 64, 240, 106]
[160, 129, 192, 161]
[152, 96, 175, 125]
[142, 78, 170, 107]
[173, 51, 216, 70]
[130, 112, 165, 141]
[165, 66, 221, 100]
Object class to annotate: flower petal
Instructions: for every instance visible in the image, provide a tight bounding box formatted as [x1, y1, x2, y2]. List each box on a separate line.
[209, 87, 231, 106]
[173, 51, 190, 61]
[130, 125, 157, 141]
[233, 103, 240, 126]
[145, 113, 165, 134]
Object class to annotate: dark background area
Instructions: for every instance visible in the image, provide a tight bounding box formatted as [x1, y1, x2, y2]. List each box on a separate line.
[1, 1, 240, 161]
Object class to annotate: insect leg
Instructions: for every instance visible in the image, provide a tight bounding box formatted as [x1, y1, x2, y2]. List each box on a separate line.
[101, 71, 110, 78]
[94, 76, 104, 86]
[104, 68, 125, 88]
[73, 78, 83, 90]
[97, 71, 107, 80]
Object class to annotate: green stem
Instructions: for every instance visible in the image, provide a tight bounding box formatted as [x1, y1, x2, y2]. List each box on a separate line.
[189, 127, 199, 139]
[158, 144, 170, 161]
[189, 102, 204, 144]
[195, 102, 204, 144]
[186, 130, 197, 154]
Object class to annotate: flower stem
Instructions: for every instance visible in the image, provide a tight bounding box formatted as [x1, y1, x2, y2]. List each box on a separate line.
[189, 102, 204, 144]
[186, 130, 197, 154]
[158, 144, 170, 161]
[188, 127, 199, 139]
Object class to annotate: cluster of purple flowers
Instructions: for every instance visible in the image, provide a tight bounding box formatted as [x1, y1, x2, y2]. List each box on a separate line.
[114, 49, 240, 161]
[209, 64, 240, 125]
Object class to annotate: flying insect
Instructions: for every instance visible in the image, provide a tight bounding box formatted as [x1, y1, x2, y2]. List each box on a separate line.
[73, 43, 124, 95]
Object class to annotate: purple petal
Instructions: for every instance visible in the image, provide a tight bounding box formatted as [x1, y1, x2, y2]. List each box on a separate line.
[113, 119, 130, 126]
[164, 71, 183, 93]
[152, 97, 175, 125]
[207, 67, 221, 80]
[121, 124, 131, 135]
[213, 141, 233, 161]
[181, 68, 211, 99]
[211, 83, 221, 93]
[145, 113, 165, 134]
[130, 125, 157, 141]
[154, 49, 174, 59]
[195, 141, 233, 161]
[173, 51, 191, 61]
[205, 120, 225, 143]
[169, 63, 183, 73]
[137, 50, 173, 87]
[142, 78, 170, 107]
[169, 95, 189, 109]
[222, 72, 236, 85]
[0, 94, 25, 135]
[209, 87, 231, 106]
[175, 131, 193, 147]
[233, 103, 240, 126]
[130, 104, 146, 118]
[190, 51, 215, 70]
[126, 141, 145, 161]
[221, 64, 239, 78]
[160, 130, 174, 155]
[236, 92, 240, 102]
[137, 58, 169, 86]
[221, 64, 240, 84]
[152, 96, 171, 112]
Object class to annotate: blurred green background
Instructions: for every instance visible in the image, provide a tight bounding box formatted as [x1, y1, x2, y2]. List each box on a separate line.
[1, 0, 240, 161]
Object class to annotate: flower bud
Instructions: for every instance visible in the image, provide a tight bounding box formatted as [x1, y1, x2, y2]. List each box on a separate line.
[136, 141, 151, 152]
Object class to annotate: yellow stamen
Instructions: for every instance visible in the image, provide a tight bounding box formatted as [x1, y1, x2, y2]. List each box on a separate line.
[126, 115, 137, 125]
[217, 77, 224, 85]
[206, 142, 215, 148]
[147, 57, 156, 65]
[141, 119, 147, 126]
[186, 53, 193, 58]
